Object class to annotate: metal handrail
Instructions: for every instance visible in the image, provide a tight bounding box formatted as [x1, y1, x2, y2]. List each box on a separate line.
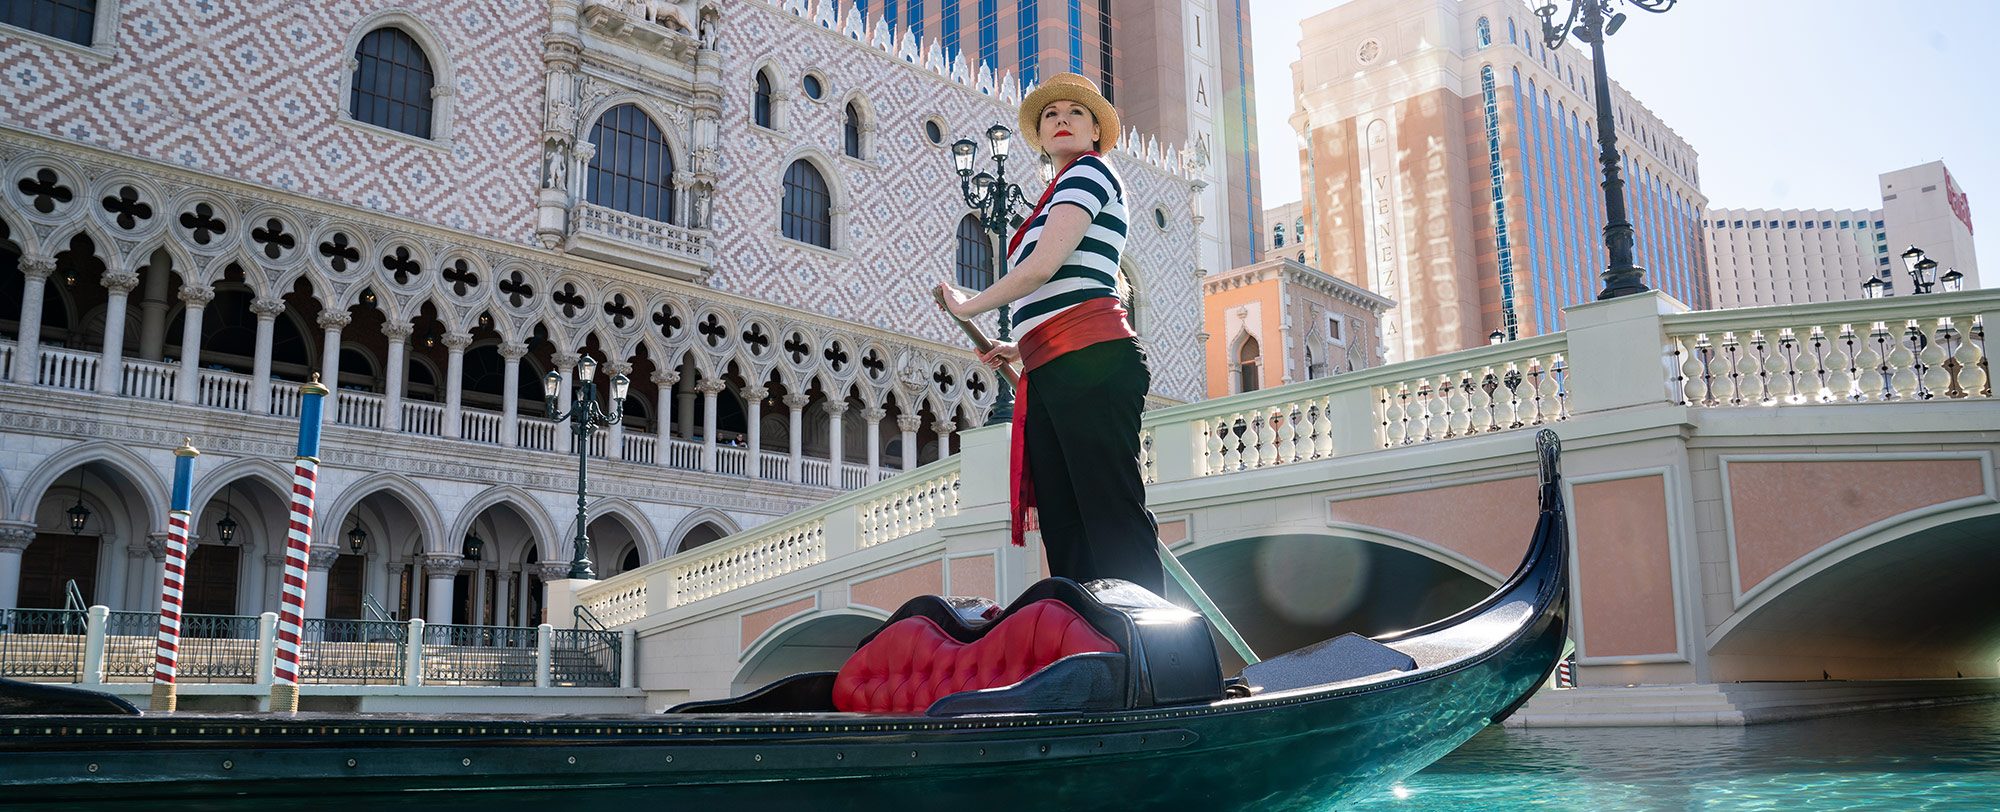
[63, 580, 85, 613]
[361, 592, 394, 622]
[573, 604, 609, 633]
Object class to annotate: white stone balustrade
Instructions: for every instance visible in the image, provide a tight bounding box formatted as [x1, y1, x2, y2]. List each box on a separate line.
[402, 401, 445, 436]
[858, 469, 960, 548]
[517, 418, 557, 452]
[122, 359, 177, 402]
[622, 433, 656, 464]
[800, 458, 832, 488]
[269, 381, 302, 418]
[462, 411, 504, 445]
[197, 369, 252, 412]
[1375, 336, 1570, 449]
[1668, 295, 1992, 408]
[0, 339, 12, 381]
[665, 518, 826, 608]
[336, 390, 386, 429]
[37, 346, 99, 393]
[665, 439, 703, 470]
[716, 446, 748, 476]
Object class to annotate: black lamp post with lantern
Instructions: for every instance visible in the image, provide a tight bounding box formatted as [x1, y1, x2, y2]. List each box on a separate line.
[952, 125, 1033, 425]
[544, 352, 628, 580]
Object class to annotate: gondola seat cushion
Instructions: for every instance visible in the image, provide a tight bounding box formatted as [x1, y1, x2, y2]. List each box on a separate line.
[831, 599, 1121, 714]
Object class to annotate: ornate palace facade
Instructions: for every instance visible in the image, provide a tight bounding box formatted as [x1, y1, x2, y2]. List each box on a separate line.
[0, 0, 1203, 624]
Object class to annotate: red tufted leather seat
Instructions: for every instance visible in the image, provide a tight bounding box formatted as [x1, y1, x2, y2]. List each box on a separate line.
[831, 599, 1121, 714]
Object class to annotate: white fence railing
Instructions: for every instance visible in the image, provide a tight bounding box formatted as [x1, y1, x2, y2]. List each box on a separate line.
[122, 358, 177, 402]
[858, 469, 960, 548]
[0, 339, 12, 380]
[715, 446, 747, 476]
[1668, 303, 1988, 408]
[518, 418, 556, 452]
[758, 454, 790, 482]
[197, 369, 252, 412]
[402, 401, 444, 436]
[335, 390, 385, 429]
[37, 346, 98, 392]
[622, 433, 655, 464]
[665, 439, 703, 470]
[462, 410, 503, 444]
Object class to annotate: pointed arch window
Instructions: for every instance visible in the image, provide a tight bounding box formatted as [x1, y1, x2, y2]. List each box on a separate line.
[781, 160, 832, 248]
[3, 0, 97, 45]
[1236, 335, 1261, 393]
[586, 103, 677, 225]
[955, 215, 993, 290]
[843, 102, 864, 158]
[350, 27, 436, 139]
[754, 69, 774, 128]
[1476, 17, 1492, 48]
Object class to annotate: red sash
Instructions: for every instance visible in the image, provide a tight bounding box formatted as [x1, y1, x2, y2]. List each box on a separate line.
[1008, 296, 1138, 546]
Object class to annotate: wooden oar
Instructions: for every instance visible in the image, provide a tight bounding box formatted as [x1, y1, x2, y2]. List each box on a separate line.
[930, 285, 1261, 665]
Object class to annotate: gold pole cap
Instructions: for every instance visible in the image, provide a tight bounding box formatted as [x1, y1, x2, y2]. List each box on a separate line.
[301, 371, 331, 397]
[174, 438, 201, 458]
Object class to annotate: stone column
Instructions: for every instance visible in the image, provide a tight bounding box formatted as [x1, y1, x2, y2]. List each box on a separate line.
[10, 256, 54, 384]
[784, 392, 809, 483]
[742, 385, 767, 477]
[137, 251, 171, 362]
[824, 400, 848, 488]
[606, 361, 632, 459]
[0, 523, 35, 610]
[442, 331, 472, 439]
[897, 413, 923, 471]
[861, 406, 885, 481]
[248, 297, 285, 412]
[933, 418, 956, 459]
[96, 271, 141, 395]
[305, 545, 339, 620]
[317, 311, 351, 394]
[697, 379, 724, 471]
[129, 535, 168, 610]
[552, 351, 578, 452]
[499, 341, 527, 447]
[381, 322, 412, 431]
[676, 361, 696, 440]
[652, 370, 679, 465]
[421, 553, 463, 624]
[174, 284, 214, 403]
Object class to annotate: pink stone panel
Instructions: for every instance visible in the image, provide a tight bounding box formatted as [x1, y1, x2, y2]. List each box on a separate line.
[1732, 459, 1986, 593]
[1572, 476, 1679, 658]
[1326, 477, 1540, 576]
[948, 555, 997, 601]
[1158, 518, 1189, 546]
[739, 596, 816, 653]
[848, 560, 945, 614]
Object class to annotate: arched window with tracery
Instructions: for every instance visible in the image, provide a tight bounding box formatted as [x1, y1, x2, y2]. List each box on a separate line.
[350, 27, 436, 139]
[781, 160, 832, 248]
[843, 102, 864, 158]
[955, 215, 992, 289]
[586, 103, 677, 225]
[754, 69, 774, 128]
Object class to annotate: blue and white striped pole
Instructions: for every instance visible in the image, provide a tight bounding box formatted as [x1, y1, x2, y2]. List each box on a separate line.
[270, 373, 329, 713]
[150, 438, 199, 712]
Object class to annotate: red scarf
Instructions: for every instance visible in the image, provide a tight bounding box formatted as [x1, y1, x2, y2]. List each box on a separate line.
[1007, 297, 1137, 546]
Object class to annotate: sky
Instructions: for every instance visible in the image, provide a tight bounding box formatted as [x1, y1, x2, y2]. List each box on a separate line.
[1248, 0, 2000, 275]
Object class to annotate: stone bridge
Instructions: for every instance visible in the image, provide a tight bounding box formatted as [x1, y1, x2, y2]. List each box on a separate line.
[557, 291, 2000, 714]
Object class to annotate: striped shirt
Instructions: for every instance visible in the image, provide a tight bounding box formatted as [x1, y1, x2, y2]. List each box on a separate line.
[1008, 154, 1128, 337]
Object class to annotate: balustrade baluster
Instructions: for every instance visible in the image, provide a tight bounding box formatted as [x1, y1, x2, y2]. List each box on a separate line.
[1919, 319, 1953, 399]
[1775, 328, 1804, 404]
[1313, 395, 1336, 458]
[1889, 321, 1922, 400]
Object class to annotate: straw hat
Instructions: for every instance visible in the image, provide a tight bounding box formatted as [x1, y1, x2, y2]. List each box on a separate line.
[1018, 72, 1121, 154]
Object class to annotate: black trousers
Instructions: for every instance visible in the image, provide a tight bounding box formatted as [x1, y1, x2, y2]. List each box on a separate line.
[1024, 338, 1164, 596]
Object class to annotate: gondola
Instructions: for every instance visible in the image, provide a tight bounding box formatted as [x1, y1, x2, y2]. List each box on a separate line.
[0, 430, 1571, 811]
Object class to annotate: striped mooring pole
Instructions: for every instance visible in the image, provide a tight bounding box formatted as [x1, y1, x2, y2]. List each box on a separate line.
[149, 438, 200, 712]
[270, 373, 330, 713]
[1556, 654, 1577, 689]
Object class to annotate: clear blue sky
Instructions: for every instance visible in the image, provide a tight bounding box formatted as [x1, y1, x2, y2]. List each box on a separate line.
[1250, 0, 2000, 277]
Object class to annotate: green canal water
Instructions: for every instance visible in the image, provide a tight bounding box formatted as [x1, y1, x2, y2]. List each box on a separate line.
[1348, 699, 2000, 811]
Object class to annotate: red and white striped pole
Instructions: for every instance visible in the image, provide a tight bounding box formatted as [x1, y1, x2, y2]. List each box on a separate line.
[1556, 654, 1577, 689]
[270, 374, 329, 713]
[150, 438, 200, 712]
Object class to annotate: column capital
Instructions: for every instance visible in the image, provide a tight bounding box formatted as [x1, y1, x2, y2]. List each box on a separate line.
[420, 552, 465, 577]
[742, 385, 769, 402]
[782, 392, 811, 410]
[896, 414, 924, 433]
[317, 311, 353, 330]
[141, 532, 169, 561]
[100, 271, 141, 294]
[860, 406, 886, 422]
[695, 379, 728, 395]
[499, 341, 531, 360]
[17, 255, 57, 279]
[651, 369, 681, 386]
[933, 419, 956, 435]
[538, 561, 573, 581]
[249, 297, 287, 318]
[307, 545, 342, 571]
[0, 522, 36, 551]
[380, 322, 415, 342]
[607, 360, 634, 376]
[822, 399, 850, 416]
[551, 351, 581, 369]
[441, 331, 475, 351]
[178, 284, 216, 307]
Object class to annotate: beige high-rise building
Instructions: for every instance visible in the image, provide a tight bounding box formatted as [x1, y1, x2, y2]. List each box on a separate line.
[1290, 0, 1708, 363]
[1704, 161, 1980, 308]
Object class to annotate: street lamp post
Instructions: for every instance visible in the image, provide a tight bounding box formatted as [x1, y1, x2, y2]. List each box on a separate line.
[543, 353, 628, 580]
[952, 125, 1033, 426]
[1537, 0, 1677, 300]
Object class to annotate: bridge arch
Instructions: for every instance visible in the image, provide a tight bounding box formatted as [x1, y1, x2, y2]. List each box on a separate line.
[732, 607, 887, 695]
[1705, 502, 2000, 681]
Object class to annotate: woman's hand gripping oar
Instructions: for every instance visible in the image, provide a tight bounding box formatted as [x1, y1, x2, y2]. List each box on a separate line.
[929, 283, 1261, 666]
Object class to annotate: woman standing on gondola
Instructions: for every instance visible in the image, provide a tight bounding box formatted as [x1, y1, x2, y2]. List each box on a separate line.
[939, 73, 1163, 596]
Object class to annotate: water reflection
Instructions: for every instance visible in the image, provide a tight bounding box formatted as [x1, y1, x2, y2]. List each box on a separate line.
[1349, 700, 2000, 810]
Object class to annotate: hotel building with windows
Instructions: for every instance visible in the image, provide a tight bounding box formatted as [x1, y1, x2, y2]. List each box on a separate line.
[0, 0, 1203, 621]
[1704, 160, 1979, 307]
[1289, 0, 1708, 363]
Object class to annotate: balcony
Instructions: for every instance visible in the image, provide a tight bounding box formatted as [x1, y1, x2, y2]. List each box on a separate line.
[567, 203, 713, 283]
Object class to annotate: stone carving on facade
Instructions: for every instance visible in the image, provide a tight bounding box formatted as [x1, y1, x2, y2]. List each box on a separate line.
[420, 553, 465, 578]
[0, 524, 35, 552]
[101, 271, 141, 294]
[178, 284, 216, 308]
[782, 392, 811, 411]
[895, 414, 923, 433]
[317, 311, 353, 331]
[17, 256, 56, 280]
[308, 545, 342, 572]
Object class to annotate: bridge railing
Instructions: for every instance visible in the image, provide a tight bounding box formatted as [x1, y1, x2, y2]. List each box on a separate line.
[1665, 291, 1993, 408]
